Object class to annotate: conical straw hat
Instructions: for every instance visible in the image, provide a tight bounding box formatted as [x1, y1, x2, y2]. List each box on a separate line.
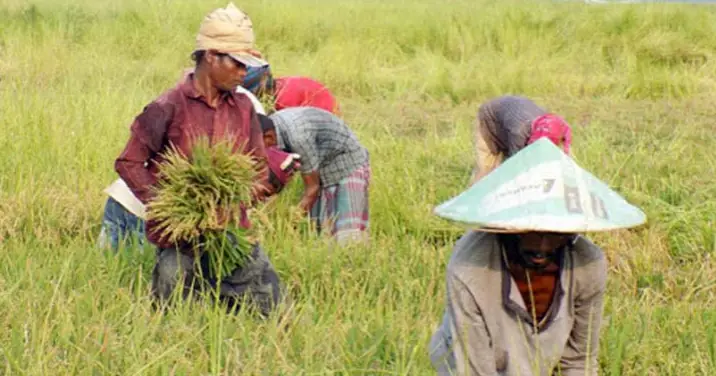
[434, 138, 647, 233]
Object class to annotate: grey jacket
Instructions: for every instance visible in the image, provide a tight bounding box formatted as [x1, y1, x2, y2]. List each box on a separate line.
[429, 231, 607, 376]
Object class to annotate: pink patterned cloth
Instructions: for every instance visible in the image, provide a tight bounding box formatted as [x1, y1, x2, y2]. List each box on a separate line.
[527, 114, 572, 154]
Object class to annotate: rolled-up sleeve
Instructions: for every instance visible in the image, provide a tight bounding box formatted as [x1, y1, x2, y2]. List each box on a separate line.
[114, 102, 172, 204]
[447, 272, 500, 376]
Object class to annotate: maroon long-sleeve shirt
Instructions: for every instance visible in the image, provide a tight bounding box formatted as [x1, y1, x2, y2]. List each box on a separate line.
[115, 73, 270, 250]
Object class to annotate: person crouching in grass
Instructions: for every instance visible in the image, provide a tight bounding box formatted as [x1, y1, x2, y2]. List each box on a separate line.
[242, 65, 341, 116]
[98, 77, 298, 253]
[469, 95, 572, 185]
[114, 3, 283, 317]
[98, 14, 297, 254]
[430, 228, 608, 376]
[429, 96, 610, 375]
[261, 107, 371, 245]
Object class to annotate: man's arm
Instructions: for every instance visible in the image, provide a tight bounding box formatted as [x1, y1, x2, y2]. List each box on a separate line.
[246, 107, 273, 202]
[115, 102, 172, 204]
[298, 171, 321, 213]
[446, 272, 500, 376]
[558, 258, 607, 376]
[284, 129, 322, 214]
[470, 116, 503, 186]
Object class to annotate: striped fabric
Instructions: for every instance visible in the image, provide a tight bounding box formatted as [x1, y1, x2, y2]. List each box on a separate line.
[310, 163, 371, 244]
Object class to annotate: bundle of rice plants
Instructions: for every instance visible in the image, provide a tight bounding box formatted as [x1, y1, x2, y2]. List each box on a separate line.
[146, 136, 265, 280]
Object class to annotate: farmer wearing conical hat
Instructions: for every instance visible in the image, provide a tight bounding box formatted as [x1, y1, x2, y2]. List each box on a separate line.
[113, 3, 289, 316]
[428, 99, 646, 375]
[429, 228, 606, 376]
[470, 95, 572, 185]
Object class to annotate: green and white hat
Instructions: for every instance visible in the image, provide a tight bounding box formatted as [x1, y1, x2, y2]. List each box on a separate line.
[434, 138, 647, 233]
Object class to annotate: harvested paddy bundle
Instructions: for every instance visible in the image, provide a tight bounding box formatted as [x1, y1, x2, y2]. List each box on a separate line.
[147, 137, 264, 280]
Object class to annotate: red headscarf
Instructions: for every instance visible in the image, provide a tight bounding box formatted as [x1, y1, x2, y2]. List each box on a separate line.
[274, 76, 339, 114]
[526, 114, 572, 154]
[266, 147, 300, 193]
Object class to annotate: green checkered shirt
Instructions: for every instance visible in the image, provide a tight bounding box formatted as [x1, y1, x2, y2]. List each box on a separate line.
[269, 107, 369, 187]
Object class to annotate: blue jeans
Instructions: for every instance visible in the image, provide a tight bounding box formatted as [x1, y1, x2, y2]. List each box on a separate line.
[98, 196, 146, 251]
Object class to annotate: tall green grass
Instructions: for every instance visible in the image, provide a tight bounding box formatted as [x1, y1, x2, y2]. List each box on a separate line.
[0, 0, 715, 374]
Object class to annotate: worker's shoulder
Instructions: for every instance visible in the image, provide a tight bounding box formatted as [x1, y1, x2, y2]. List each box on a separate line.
[446, 231, 501, 282]
[482, 94, 535, 105]
[479, 95, 543, 113]
[278, 75, 327, 88]
[571, 235, 606, 267]
[271, 106, 339, 126]
[140, 83, 185, 115]
[570, 235, 608, 288]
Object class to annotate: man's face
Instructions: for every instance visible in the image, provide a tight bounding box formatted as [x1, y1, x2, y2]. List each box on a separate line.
[517, 232, 573, 267]
[206, 51, 248, 92]
[263, 129, 277, 148]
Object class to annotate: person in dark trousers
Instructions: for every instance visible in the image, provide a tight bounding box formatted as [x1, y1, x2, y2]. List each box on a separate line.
[114, 3, 282, 316]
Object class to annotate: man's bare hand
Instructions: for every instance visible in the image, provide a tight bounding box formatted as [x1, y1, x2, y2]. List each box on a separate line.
[288, 206, 307, 229]
[251, 181, 272, 203]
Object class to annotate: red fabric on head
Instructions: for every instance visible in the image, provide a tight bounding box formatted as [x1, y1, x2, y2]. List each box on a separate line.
[274, 76, 339, 114]
[527, 114, 572, 154]
[266, 147, 300, 189]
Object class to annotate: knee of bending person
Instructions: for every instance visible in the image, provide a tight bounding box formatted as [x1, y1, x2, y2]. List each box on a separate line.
[259, 267, 283, 309]
[225, 264, 283, 318]
[152, 249, 199, 303]
[97, 225, 115, 250]
[156, 249, 194, 280]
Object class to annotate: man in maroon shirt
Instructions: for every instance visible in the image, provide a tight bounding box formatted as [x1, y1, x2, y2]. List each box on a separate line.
[114, 3, 283, 317]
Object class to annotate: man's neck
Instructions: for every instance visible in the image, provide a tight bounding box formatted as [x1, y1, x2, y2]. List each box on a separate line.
[192, 65, 221, 108]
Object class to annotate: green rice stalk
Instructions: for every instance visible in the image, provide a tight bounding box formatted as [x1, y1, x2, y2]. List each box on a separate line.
[258, 92, 277, 114]
[146, 136, 266, 279]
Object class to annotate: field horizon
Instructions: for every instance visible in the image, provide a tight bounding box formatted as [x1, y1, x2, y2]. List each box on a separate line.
[1, 0, 715, 374]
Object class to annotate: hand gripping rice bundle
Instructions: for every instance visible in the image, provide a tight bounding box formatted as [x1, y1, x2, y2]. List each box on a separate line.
[147, 137, 265, 280]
